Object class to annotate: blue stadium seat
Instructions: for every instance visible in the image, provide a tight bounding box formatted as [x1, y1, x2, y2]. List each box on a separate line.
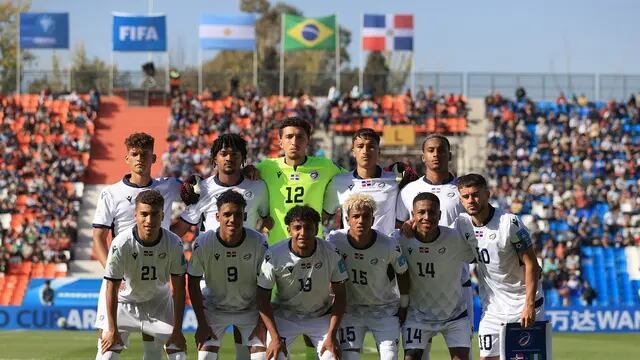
[546, 289, 561, 307]
[582, 246, 593, 258]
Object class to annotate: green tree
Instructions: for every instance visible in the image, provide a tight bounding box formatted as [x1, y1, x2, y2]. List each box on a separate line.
[0, 1, 34, 93]
[70, 42, 111, 93]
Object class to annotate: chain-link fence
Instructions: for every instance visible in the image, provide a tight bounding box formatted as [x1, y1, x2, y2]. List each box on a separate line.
[12, 69, 640, 101]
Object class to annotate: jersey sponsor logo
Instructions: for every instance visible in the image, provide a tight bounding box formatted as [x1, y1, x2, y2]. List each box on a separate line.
[370, 258, 378, 265]
[227, 251, 237, 258]
[289, 173, 300, 181]
[144, 250, 153, 256]
[286, 265, 294, 273]
[101, 191, 107, 199]
[126, 195, 133, 203]
[438, 246, 446, 254]
[407, 247, 413, 254]
[132, 252, 138, 259]
[419, 247, 429, 253]
[159, 252, 166, 259]
[464, 232, 471, 240]
[518, 332, 531, 347]
[214, 253, 220, 260]
[277, 171, 283, 178]
[354, 253, 364, 260]
[243, 253, 252, 260]
[310, 170, 319, 181]
[348, 184, 355, 191]
[314, 261, 323, 269]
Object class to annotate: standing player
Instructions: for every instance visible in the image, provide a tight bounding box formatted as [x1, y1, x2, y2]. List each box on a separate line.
[455, 174, 544, 360]
[395, 134, 472, 360]
[256, 118, 344, 244]
[172, 133, 270, 237]
[393, 192, 474, 360]
[187, 190, 268, 360]
[92, 132, 182, 359]
[96, 190, 187, 360]
[327, 194, 409, 360]
[324, 128, 401, 236]
[256, 206, 348, 360]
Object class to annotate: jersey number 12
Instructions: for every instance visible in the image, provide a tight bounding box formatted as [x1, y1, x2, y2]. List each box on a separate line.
[285, 186, 304, 204]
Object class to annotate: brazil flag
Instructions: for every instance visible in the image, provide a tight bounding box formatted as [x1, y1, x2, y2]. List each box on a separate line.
[283, 14, 336, 51]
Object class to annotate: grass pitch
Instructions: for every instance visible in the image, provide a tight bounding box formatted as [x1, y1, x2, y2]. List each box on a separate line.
[0, 330, 636, 359]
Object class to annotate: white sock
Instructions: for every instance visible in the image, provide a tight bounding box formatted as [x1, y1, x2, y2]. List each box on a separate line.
[101, 351, 121, 360]
[168, 351, 187, 360]
[250, 352, 266, 360]
[236, 343, 250, 360]
[198, 351, 217, 360]
[143, 340, 163, 360]
[378, 343, 397, 360]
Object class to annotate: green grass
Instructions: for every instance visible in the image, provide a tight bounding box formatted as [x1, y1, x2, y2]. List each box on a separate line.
[0, 331, 636, 359]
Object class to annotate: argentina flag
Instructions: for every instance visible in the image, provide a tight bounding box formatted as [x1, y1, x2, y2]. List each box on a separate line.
[199, 14, 256, 50]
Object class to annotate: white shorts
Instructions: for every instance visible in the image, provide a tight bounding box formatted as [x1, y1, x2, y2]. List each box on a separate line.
[478, 303, 545, 358]
[266, 315, 331, 357]
[339, 313, 400, 351]
[95, 289, 175, 342]
[403, 314, 471, 350]
[200, 310, 264, 348]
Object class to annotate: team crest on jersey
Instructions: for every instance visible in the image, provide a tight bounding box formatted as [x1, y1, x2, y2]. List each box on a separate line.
[378, 182, 385, 188]
[447, 192, 455, 198]
[370, 258, 378, 265]
[310, 171, 319, 181]
[301, 262, 312, 269]
[159, 252, 166, 259]
[354, 253, 364, 260]
[489, 233, 496, 240]
[214, 253, 220, 260]
[314, 262, 323, 269]
[419, 247, 429, 253]
[289, 173, 300, 181]
[438, 247, 446, 254]
[132, 252, 138, 259]
[227, 251, 237, 258]
[243, 253, 252, 261]
[244, 191, 254, 200]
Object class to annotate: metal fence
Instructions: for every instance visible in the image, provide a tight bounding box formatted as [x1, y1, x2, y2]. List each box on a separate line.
[12, 69, 640, 101]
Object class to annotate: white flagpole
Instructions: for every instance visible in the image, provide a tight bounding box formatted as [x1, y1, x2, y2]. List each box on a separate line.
[411, 52, 416, 96]
[16, 2, 21, 95]
[165, 51, 170, 94]
[335, 13, 340, 92]
[359, 12, 363, 92]
[279, 14, 285, 97]
[109, 51, 114, 95]
[198, 48, 203, 94]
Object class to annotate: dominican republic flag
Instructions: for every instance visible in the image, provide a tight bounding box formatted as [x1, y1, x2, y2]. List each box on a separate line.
[362, 14, 413, 51]
[199, 14, 256, 50]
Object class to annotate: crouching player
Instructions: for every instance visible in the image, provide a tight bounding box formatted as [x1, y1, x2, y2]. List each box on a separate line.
[187, 190, 269, 359]
[393, 193, 475, 360]
[257, 206, 348, 360]
[96, 190, 187, 359]
[327, 194, 409, 360]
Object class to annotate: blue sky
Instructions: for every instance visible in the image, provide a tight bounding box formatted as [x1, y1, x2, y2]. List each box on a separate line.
[26, 0, 640, 74]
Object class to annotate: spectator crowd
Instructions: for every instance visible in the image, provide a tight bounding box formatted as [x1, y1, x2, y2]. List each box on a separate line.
[0, 89, 98, 276]
[485, 88, 640, 306]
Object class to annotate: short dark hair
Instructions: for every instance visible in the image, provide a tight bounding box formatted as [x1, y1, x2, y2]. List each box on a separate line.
[352, 128, 380, 146]
[125, 132, 154, 151]
[421, 134, 450, 152]
[279, 118, 312, 138]
[135, 189, 164, 210]
[216, 189, 247, 210]
[412, 192, 440, 207]
[457, 173, 488, 190]
[284, 205, 320, 226]
[210, 133, 247, 163]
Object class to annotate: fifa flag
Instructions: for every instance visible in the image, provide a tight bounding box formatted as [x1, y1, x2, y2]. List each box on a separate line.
[362, 14, 413, 51]
[20, 13, 69, 49]
[283, 14, 336, 51]
[113, 14, 167, 51]
[199, 14, 256, 50]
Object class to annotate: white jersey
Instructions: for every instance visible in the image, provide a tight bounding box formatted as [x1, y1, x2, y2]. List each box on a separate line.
[323, 169, 399, 235]
[327, 229, 408, 317]
[457, 208, 544, 316]
[93, 175, 181, 236]
[392, 227, 474, 322]
[188, 228, 268, 312]
[257, 238, 348, 320]
[396, 175, 465, 227]
[103, 227, 186, 303]
[180, 176, 269, 231]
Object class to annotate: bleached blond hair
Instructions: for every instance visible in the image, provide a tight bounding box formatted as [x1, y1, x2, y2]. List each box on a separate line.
[343, 193, 377, 216]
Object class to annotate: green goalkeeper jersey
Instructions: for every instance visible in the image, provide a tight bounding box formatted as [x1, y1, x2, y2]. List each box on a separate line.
[257, 156, 344, 244]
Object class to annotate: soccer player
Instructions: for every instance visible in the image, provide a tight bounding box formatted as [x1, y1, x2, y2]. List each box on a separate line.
[256, 205, 348, 360]
[187, 190, 268, 360]
[395, 134, 472, 360]
[455, 174, 544, 360]
[172, 133, 270, 236]
[327, 194, 409, 360]
[255, 118, 344, 244]
[96, 190, 187, 360]
[92, 132, 182, 359]
[324, 128, 401, 236]
[393, 192, 474, 360]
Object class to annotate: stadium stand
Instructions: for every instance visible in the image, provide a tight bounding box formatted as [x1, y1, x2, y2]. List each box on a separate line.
[0, 92, 97, 305]
[484, 89, 640, 307]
